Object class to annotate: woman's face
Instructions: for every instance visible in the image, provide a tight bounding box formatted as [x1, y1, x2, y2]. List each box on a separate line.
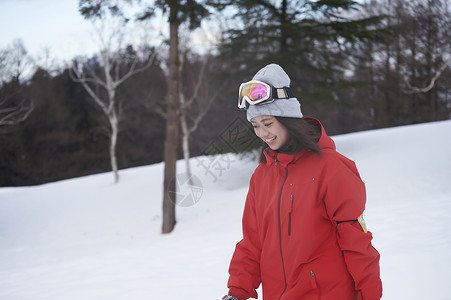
[251, 115, 290, 151]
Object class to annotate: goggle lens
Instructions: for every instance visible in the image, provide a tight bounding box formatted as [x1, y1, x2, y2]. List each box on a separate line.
[241, 82, 268, 102]
[238, 80, 272, 109]
[237, 79, 294, 110]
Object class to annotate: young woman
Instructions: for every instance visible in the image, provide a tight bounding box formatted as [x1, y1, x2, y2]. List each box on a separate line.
[222, 64, 382, 300]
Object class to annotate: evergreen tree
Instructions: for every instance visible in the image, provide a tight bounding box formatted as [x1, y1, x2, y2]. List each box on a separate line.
[209, 0, 389, 112]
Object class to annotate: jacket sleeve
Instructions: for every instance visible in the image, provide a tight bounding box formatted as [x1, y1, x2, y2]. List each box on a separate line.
[227, 175, 261, 300]
[323, 158, 382, 300]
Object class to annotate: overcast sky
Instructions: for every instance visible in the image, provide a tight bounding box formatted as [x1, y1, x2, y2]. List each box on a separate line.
[0, 0, 102, 63]
[0, 0, 214, 66]
[1, 0, 368, 65]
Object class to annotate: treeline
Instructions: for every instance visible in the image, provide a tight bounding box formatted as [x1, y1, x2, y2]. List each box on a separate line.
[0, 50, 237, 186]
[342, 0, 451, 131]
[1, 0, 450, 186]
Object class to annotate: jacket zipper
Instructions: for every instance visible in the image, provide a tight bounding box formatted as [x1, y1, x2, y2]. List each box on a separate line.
[277, 166, 289, 300]
[288, 194, 294, 236]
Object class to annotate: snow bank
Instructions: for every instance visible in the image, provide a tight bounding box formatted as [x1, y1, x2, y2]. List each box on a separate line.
[1, 120, 450, 299]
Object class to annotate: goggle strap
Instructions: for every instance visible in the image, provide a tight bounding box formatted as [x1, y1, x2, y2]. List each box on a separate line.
[272, 87, 294, 99]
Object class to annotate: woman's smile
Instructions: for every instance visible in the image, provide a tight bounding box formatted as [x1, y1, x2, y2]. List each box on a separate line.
[264, 136, 276, 143]
[251, 115, 289, 150]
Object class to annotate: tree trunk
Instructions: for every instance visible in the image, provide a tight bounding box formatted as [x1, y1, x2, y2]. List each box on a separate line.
[180, 105, 193, 185]
[368, 41, 375, 129]
[162, 17, 180, 234]
[279, 0, 288, 54]
[109, 110, 119, 183]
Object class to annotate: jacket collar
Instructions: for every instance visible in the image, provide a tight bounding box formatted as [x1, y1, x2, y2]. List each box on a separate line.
[263, 117, 335, 167]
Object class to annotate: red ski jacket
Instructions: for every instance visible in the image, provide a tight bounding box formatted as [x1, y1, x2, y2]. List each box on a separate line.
[227, 118, 382, 300]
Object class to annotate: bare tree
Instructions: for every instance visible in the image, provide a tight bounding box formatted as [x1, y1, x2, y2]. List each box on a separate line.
[1, 39, 35, 83]
[0, 48, 7, 84]
[0, 93, 34, 127]
[179, 52, 206, 180]
[153, 0, 209, 234]
[176, 21, 228, 180]
[71, 17, 156, 183]
[349, 0, 451, 126]
[0, 39, 34, 127]
[178, 53, 228, 182]
[402, 56, 450, 94]
[88, 0, 209, 233]
[401, 3, 451, 95]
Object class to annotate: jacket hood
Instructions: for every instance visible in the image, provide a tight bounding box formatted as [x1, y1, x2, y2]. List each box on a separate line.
[263, 117, 335, 167]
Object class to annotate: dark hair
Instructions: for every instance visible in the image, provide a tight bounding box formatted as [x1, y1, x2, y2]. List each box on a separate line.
[258, 117, 322, 164]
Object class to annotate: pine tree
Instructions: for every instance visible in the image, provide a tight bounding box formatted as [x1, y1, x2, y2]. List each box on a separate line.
[209, 0, 389, 110]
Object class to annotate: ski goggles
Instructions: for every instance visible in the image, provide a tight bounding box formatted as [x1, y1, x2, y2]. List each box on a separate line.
[238, 80, 294, 110]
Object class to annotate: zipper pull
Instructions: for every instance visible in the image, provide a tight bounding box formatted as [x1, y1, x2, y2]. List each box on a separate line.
[275, 158, 278, 166]
[310, 270, 318, 288]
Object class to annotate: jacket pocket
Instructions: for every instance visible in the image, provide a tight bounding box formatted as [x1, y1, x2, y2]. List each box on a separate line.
[288, 194, 294, 236]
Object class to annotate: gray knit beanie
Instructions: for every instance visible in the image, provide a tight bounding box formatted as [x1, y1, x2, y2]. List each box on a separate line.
[246, 64, 303, 122]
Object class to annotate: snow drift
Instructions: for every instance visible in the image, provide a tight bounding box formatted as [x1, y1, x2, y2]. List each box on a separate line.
[1, 120, 450, 299]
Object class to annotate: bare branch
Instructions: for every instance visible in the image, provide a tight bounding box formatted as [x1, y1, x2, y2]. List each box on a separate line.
[114, 55, 141, 87]
[71, 71, 108, 90]
[154, 103, 167, 119]
[71, 63, 109, 114]
[190, 78, 229, 134]
[0, 98, 34, 126]
[402, 55, 451, 94]
[183, 56, 208, 110]
[86, 63, 109, 90]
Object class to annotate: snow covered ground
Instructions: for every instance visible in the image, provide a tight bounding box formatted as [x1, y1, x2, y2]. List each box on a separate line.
[1, 120, 450, 300]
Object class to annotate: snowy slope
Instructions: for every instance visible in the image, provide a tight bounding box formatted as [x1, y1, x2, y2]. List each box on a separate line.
[1, 120, 450, 300]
